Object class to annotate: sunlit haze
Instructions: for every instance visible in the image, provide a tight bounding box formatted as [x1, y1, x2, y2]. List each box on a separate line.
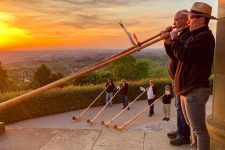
[0, 0, 218, 51]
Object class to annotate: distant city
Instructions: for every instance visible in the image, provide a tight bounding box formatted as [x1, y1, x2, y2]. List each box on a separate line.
[0, 48, 167, 84]
[0, 48, 165, 65]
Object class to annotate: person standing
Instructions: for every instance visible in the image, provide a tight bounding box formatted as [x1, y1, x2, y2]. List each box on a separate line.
[162, 84, 172, 121]
[120, 79, 130, 110]
[105, 78, 115, 107]
[146, 80, 157, 117]
[162, 2, 217, 150]
[163, 9, 191, 146]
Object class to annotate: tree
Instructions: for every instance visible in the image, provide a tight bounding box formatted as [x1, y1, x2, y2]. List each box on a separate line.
[109, 56, 136, 80]
[73, 70, 113, 85]
[49, 72, 64, 83]
[135, 60, 149, 79]
[32, 64, 51, 87]
[31, 64, 64, 88]
[0, 62, 9, 93]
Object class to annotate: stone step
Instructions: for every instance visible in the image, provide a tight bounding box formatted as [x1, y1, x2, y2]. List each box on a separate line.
[0, 122, 5, 133]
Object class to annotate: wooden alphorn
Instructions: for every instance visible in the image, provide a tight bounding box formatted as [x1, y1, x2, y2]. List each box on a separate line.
[86, 86, 123, 125]
[101, 90, 146, 127]
[72, 85, 109, 121]
[114, 94, 164, 131]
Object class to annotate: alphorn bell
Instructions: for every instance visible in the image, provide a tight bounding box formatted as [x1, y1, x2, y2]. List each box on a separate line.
[101, 89, 146, 127]
[72, 85, 109, 121]
[86, 86, 123, 125]
[0, 25, 186, 113]
[114, 94, 164, 131]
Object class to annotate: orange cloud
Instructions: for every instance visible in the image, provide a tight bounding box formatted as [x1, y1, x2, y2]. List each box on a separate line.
[0, 0, 217, 50]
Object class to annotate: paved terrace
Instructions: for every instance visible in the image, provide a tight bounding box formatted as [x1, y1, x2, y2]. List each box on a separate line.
[0, 96, 212, 150]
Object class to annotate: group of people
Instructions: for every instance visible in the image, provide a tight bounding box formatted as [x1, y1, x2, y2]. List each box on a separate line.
[160, 2, 216, 150]
[146, 80, 173, 121]
[105, 2, 215, 149]
[105, 78, 129, 109]
[105, 78, 173, 121]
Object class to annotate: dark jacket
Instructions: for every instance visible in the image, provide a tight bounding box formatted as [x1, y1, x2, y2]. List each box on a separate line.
[121, 83, 128, 95]
[162, 93, 172, 104]
[106, 81, 115, 92]
[166, 26, 215, 95]
[165, 28, 191, 80]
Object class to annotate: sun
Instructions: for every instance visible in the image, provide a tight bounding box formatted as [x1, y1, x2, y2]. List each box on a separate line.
[0, 24, 12, 47]
[0, 22, 31, 49]
[0, 12, 32, 49]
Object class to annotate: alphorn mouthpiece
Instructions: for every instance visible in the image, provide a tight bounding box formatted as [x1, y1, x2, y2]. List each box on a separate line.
[86, 119, 93, 125]
[101, 121, 110, 127]
[113, 125, 123, 131]
[101, 121, 105, 126]
[72, 116, 80, 121]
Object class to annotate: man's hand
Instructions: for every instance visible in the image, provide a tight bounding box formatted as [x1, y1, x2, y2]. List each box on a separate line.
[165, 26, 173, 32]
[161, 31, 171, 45]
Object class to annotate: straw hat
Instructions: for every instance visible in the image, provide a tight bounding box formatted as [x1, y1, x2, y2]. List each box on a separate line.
[184, 2, 218, 20]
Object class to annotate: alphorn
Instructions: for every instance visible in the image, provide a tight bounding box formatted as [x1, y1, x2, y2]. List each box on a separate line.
[72, 85, 109, 121]
[0, 26, 186, 112]
[114, 94, 164, 131]
[101, 90, 146, 127]
[86, 86, 123, 125]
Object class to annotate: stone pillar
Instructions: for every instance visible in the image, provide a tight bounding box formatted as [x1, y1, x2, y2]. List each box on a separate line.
[207, 0, 225, 149]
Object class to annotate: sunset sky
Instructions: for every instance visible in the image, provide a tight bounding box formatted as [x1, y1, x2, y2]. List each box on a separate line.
[0, 0, 218, 51]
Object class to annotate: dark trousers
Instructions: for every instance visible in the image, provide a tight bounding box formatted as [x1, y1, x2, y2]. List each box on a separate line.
[176, 96, 190, 140]
[122, 95, 128, 108]
[148, 99, 155, 115]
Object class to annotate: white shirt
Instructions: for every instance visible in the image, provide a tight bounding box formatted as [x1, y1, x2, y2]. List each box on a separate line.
[147, 86, 154, 99]
[165, 90, 171, 95]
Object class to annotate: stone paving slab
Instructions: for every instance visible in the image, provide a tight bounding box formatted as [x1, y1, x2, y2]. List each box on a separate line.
[0, 128, 191, 150]
[92, 130, 144, 150]
[0, 128, 59, 150]
[40, 129, 101, 150]
[144, 131, 191, 150]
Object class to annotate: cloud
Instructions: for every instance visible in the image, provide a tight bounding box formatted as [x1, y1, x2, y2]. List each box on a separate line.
[0, 0, 217, 49]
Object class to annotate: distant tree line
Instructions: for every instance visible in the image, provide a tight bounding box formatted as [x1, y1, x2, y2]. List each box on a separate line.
[73, 55, 169, 85]
[0, 62, 64, 92]
[0, 55, 169, 92]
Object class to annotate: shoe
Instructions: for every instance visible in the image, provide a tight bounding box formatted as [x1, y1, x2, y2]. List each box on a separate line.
[127, 107, 130, 110]
[170, 137, 190, 146]
[166, 118, 170, 121]
[167, 131, 177, 139]
[162, 117, 167, 120]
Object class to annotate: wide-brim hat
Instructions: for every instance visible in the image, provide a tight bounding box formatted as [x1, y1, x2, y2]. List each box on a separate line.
[183, 2, 218, 20]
